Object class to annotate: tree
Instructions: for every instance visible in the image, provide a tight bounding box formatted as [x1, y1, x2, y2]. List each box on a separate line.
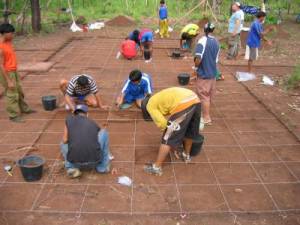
[30, 0, 41, 32]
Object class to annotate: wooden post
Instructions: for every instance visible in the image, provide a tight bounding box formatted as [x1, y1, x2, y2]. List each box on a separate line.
[30, 0, 41, 32]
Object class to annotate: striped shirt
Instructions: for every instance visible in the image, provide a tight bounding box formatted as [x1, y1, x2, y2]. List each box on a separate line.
[66, 74, 98, 97]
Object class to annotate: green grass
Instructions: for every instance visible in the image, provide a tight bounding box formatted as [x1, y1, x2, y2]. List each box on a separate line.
[286, 65, 300, 90]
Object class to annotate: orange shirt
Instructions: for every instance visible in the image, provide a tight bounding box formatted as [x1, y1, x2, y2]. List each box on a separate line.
[121, 40, 137, 59]
[0, 41, 17, 72]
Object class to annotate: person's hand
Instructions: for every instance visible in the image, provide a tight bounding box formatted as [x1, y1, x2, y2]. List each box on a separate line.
[100, 105, 110, 111]
[232, 32, 237, 37]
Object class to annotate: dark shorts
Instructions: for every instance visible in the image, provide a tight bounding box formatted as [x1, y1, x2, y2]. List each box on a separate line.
[162, 103, 201, 147]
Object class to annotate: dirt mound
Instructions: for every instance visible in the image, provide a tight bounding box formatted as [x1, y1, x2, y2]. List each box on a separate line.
[106, 15, 136, 27]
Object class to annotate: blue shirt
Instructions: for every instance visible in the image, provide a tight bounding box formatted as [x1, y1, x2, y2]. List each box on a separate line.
[228, 10, 244, 33]
[247, 19, 263, 48]
[195, 36, 220, 79]
[140, 31, 154, 43]
[122, 73, 153, 97]
[159, 6, 168, 20]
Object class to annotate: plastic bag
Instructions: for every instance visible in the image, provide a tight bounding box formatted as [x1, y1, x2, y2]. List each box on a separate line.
[118, 176, 132, 186]
[262, 75, 274, 86]
[236, 72, 256, 82]
[70, 21, 82, 32]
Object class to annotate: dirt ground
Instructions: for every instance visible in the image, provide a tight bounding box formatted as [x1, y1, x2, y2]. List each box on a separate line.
[0, 21, 299, 225]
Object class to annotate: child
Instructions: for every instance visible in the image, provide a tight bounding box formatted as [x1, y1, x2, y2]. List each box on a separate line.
[120, 38, 137, 60]
[116, 70, 152, 109]
[158, 0, 169, 38]
[246, 11, 272, 72]
[0, 23, 35, 123]
[139, 29, 154, 61]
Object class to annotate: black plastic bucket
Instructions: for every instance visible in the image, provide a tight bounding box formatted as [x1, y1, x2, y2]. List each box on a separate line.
[178, 73, 190, 85]
[172, 49, 181, 58]
[42, 95, 57, 111]
[190, 134, 204, 157]
[17, 155, 45, 182]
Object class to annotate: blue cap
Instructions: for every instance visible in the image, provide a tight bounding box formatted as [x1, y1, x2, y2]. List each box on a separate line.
[74, 104, 88, 113]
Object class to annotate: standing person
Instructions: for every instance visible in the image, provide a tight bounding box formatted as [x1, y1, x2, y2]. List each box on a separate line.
[60, 104, 111, 178]
[246, 11, 272, 73]
[180, 23, 200, 51]
[227, 2, 244, 59]
[158, 0, 169, 38]
[60, 74, 109, 112]
[194, 23, 220, 125]
[139, 29, 154, 61]
[141, 87, 201, 176]
[116, 69, 152, 109]
[0, 23, 35, 123]
[119, 38, 138, 60]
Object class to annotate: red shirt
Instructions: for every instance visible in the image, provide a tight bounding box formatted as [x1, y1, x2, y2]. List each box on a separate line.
[0, 41, 17, 72]
[121, 40, 137, 59]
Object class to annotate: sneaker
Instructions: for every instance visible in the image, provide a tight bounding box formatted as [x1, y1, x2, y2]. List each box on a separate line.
[10, 116, 25, 123]
[144, 164, 162, 176]
[67, 168, 82, 178]
[182, 152, 191, 163]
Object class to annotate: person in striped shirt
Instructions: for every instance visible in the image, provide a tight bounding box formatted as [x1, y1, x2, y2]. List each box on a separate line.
[60, 74, 109, 112]
[116, 70, 152, 110]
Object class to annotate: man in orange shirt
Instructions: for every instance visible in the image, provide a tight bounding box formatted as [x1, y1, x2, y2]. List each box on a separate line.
[120, 38, 137, 60]
[0, 23, 35, 122]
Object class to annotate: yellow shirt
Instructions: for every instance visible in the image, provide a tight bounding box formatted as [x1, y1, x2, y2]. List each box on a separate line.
[181, 24, 200, 36]
[147, 87, 200, 130]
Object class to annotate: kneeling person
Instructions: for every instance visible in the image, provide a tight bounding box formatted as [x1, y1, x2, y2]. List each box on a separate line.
[141, 87, 201, 176]
[120, 38, 138, 60]
[117, 70, 152, 109]
[60, 105, 111, 178]
[60, 74, 108, 112]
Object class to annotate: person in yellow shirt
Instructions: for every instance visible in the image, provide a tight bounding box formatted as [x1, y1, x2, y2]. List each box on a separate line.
[180, 24, 200, 51]
[141, 87, 201, 176]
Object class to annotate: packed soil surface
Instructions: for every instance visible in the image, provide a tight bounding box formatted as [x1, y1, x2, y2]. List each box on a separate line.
[0, 20, 299, 225]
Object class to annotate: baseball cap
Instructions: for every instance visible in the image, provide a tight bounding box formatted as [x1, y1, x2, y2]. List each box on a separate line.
[74, 104, 88, 113]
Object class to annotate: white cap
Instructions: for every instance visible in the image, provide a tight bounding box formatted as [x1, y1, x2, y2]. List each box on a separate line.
[234, 2, 241, 7]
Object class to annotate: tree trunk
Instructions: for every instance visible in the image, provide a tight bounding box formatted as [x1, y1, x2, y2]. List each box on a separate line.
[30, 0, 41, 32]
[3, 0, 9, 23]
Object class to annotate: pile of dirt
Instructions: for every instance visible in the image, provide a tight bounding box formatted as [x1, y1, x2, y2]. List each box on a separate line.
[106, 15, 136, 27]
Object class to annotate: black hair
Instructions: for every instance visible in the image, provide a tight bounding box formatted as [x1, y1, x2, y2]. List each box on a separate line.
[77, 75, 89, 87]
[160, 0, 165, 4]
[256, 11, 267, 18]
[129, 70, 142, 82]
[0, 23, 15, 34]
[131, 29, 140, 45]
[181, 32, 190, 40]
[204, 22, 215, 36]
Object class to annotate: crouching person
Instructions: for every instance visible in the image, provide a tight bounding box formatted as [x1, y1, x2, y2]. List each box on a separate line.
[141, 87, 201, 176]
[60, 104, 111, 178]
